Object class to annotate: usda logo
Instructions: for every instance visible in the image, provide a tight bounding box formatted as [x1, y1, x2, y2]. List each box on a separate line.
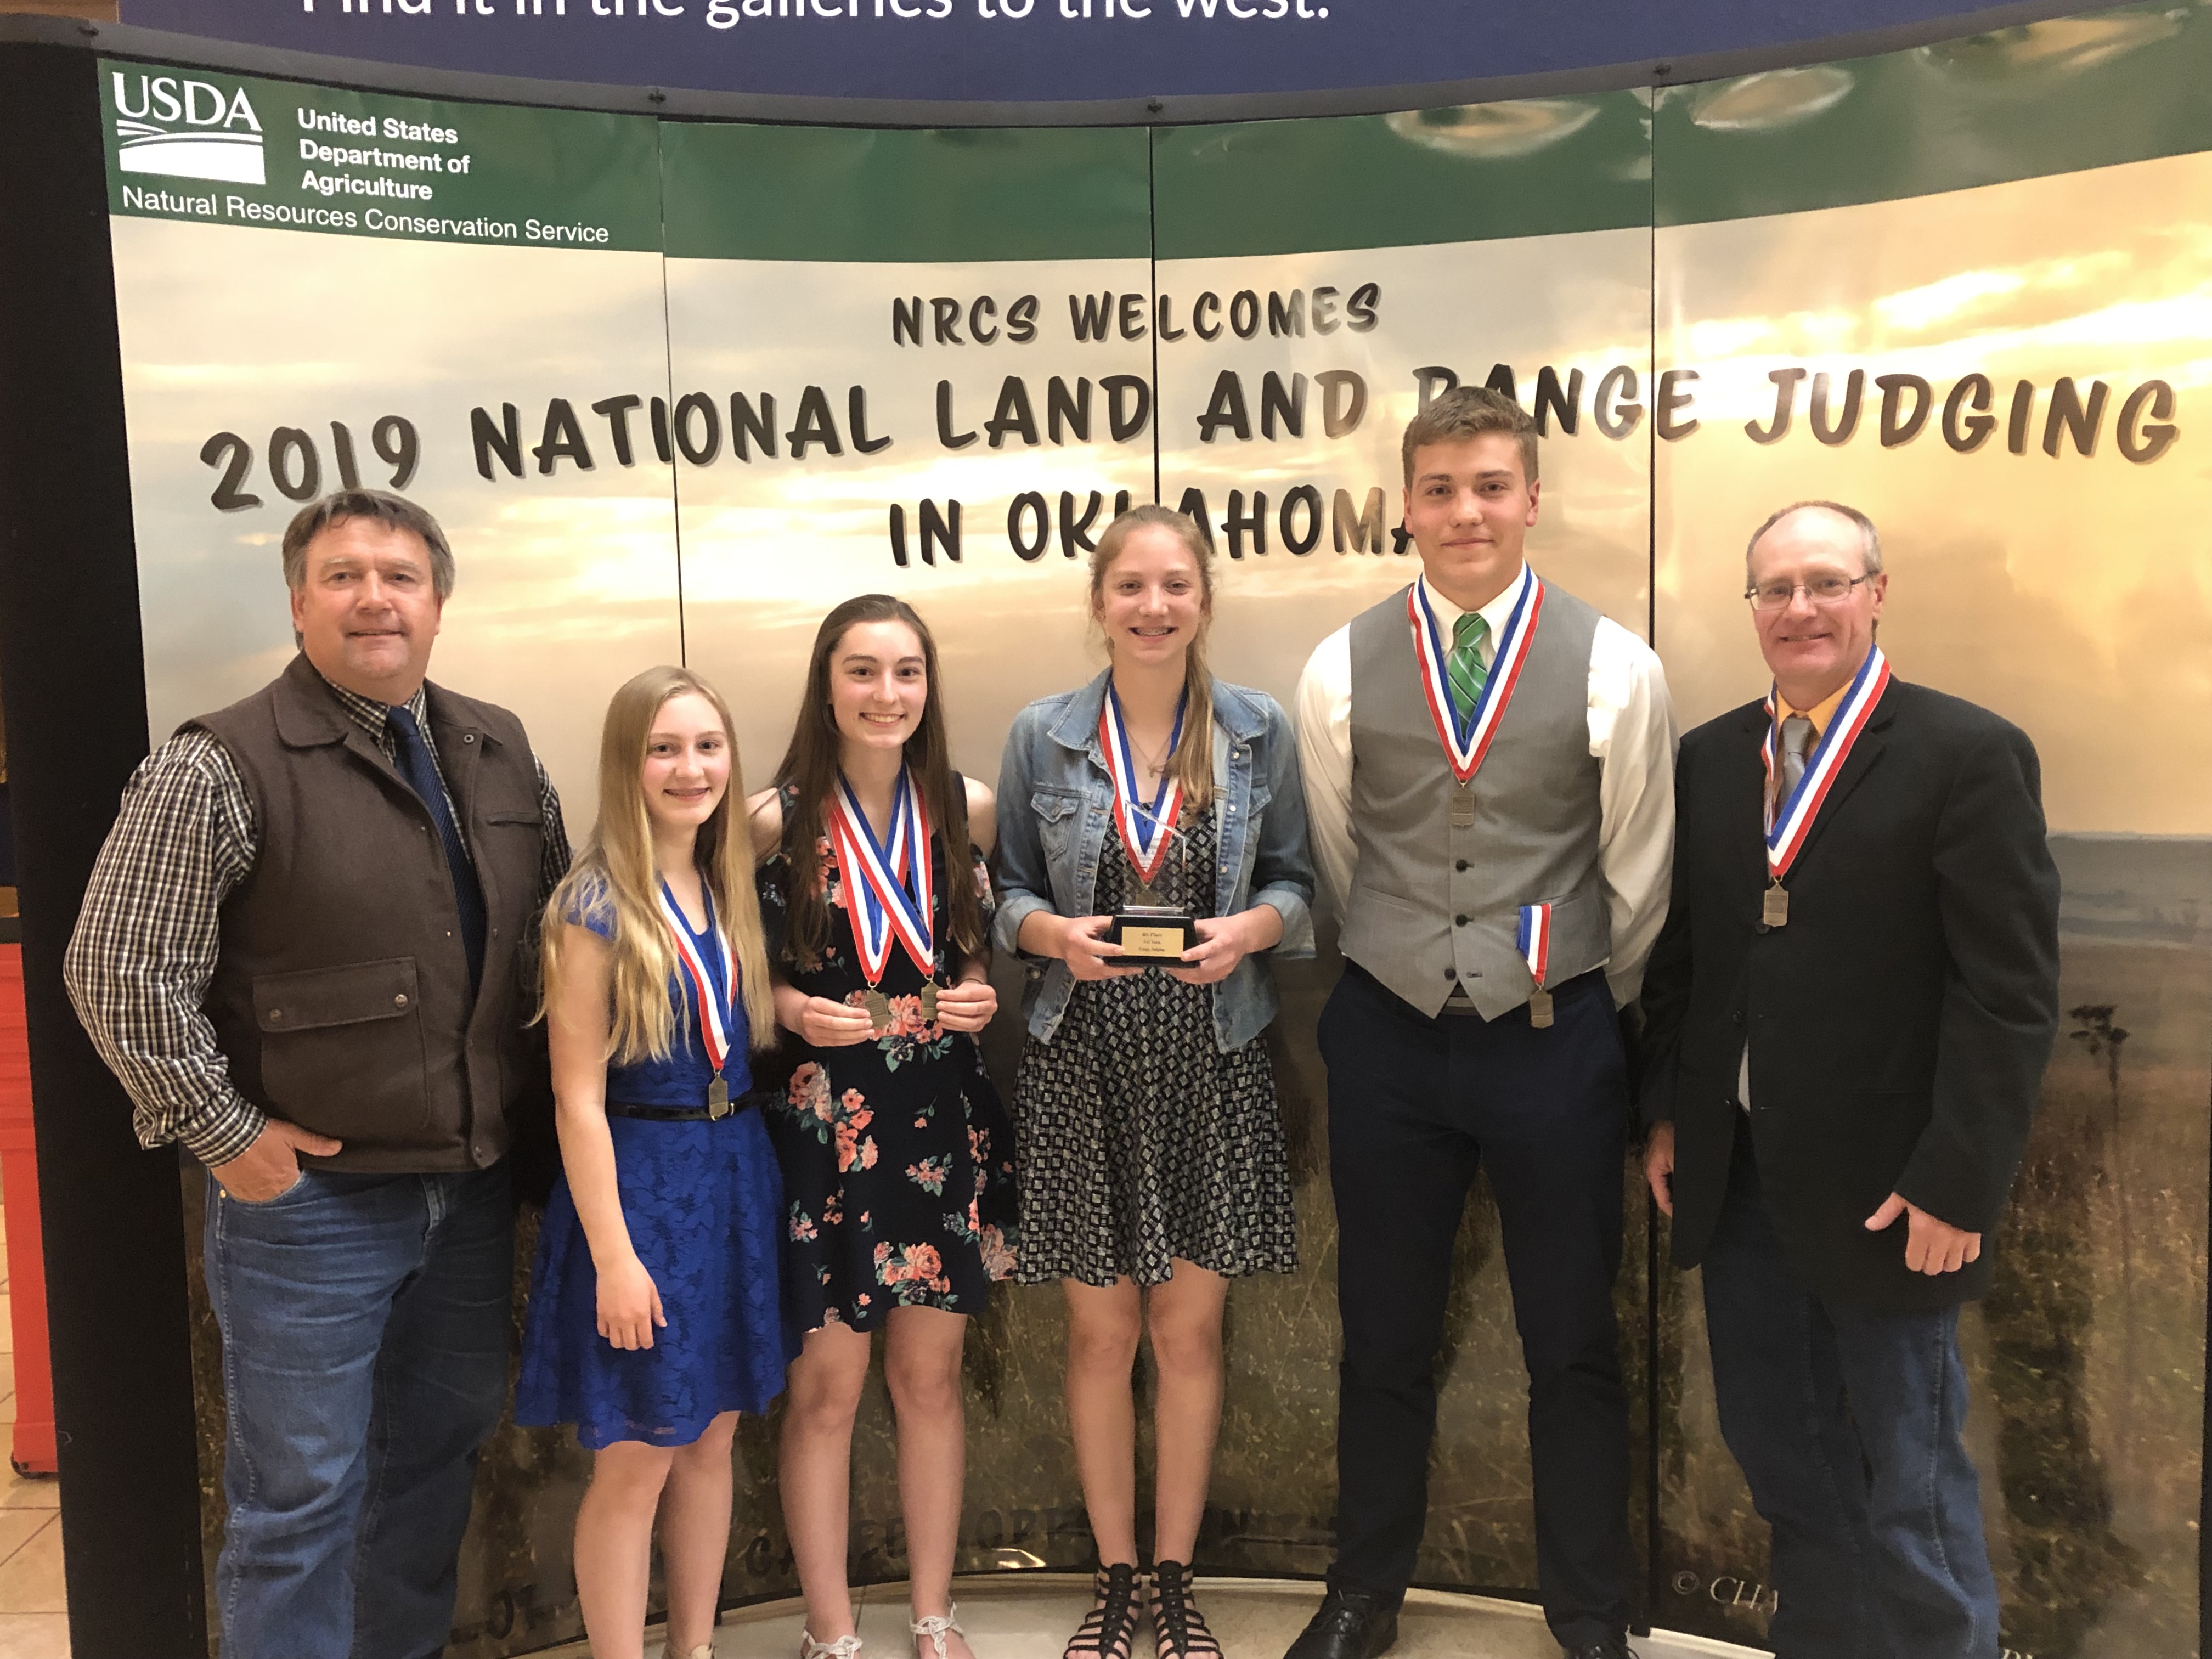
[112, 71, 264, 186]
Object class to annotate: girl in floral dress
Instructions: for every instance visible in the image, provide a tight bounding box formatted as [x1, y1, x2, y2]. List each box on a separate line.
[750, 594, 1017, 1659]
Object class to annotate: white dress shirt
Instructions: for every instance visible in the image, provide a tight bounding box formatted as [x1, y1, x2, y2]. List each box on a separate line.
[1293, 566, 1677, 1008]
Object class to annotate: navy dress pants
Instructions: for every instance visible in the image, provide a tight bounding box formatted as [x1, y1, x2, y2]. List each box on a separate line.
[1701, 1114, 2001, 1659]
[1318, 961, 1633, 1652]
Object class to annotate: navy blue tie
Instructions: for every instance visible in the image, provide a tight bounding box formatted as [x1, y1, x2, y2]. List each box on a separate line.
[386, 702, 487, 989]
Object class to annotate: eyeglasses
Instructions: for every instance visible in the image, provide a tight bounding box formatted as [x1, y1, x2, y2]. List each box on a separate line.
[1744, 574, 1876, 611]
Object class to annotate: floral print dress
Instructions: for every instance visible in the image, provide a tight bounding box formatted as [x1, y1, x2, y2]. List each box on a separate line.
[759, 785, 1018, 1332]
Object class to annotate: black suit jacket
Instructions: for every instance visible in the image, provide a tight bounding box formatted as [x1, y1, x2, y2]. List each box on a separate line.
[1637, 678, 2060, 1308]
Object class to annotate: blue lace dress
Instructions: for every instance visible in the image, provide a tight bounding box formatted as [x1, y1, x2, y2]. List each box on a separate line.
[516, 878, 797, 1449]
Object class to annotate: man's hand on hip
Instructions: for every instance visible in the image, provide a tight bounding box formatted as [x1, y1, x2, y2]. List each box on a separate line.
[1865, 1192, 1982, 1275]
[212, 1120, 344, 1203]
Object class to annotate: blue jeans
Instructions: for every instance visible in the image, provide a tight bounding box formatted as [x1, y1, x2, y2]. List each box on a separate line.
[1700, 1120, 2000, 1659]
[204, 1161, 512, 1659]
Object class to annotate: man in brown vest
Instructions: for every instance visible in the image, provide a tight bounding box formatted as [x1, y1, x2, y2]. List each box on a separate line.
[65, 490, 568, 1659]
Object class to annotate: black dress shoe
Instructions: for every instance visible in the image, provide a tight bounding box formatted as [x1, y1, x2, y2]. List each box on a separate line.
[1561, 1639, 1638, 1659]
[1283, 1587, 1399, 1659]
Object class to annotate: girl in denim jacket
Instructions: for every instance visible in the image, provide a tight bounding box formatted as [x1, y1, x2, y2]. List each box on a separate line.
[994, 506, 1316, 1659]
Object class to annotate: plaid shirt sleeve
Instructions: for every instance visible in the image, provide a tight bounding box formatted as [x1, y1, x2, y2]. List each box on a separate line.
[63, 730, 267, 1169]
[533, 757, 571, 911]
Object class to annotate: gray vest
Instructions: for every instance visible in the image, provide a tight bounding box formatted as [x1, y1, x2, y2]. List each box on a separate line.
[1342, 579, 1610, 1019]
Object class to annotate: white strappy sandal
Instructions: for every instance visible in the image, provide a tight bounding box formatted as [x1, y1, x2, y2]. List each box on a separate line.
[800, 1633, 865, 1659]
[910, 1604, 964, 1659]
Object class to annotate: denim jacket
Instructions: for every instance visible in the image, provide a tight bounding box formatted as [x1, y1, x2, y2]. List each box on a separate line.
[994, 670, 1316, 1052]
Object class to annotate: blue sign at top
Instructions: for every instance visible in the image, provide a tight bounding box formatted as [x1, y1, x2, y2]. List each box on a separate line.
[119, 0, 2012, 103]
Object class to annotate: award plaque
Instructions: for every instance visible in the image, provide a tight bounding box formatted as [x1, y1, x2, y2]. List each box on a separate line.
[1109, 906, 1201, 963]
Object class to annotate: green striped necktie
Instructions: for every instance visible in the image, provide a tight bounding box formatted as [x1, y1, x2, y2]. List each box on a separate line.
[1448, 610, 1491, 724]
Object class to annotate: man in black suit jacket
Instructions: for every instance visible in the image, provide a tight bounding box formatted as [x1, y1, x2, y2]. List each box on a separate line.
[1639, 500, 2059, 1659]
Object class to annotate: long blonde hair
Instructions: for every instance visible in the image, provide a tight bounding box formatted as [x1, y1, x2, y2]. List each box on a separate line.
[544, 666, 775, 1063]
[1090, 505, 1217, 812]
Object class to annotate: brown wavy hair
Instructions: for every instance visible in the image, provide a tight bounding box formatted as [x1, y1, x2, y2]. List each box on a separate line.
[771, 595, 981, 971]
[1088, 505, 1217, 812]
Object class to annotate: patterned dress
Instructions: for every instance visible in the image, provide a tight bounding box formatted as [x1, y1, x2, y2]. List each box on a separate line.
[1013, 804, 1297, 1289]
[759, 786, 1018, 1330]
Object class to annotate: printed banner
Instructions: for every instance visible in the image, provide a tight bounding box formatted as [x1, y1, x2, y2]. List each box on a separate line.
[108, 0, 1990, 106]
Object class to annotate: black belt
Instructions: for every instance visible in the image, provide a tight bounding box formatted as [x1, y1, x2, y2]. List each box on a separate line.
[605, 1091, 764, 1123]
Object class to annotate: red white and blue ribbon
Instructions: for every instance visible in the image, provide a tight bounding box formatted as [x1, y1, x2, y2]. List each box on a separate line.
[657, 881, 736, 1077]
[829, 766, 935, 986]
[1099, 682, 1186, 888]
[1408, 565, 1544, 784]
[1515, 902, 1553, 991]
[1762, 645, 1892, 882]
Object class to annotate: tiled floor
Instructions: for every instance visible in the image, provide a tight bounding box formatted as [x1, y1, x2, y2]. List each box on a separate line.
[0, 1198, 66, 1659]
[537, 1575, 1764, 1659]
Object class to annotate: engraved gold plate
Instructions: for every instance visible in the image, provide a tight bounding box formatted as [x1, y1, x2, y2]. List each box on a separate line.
[865, 989, 893, 1030]
[1763, 883, 1790, 927]
[919, 983, 939, 1021]
[1450, 782, 1476, 830]
[1119, 926, 1188, 960]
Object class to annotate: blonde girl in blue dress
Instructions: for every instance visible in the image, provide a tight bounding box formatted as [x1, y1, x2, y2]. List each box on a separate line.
[518, 665, 794, 1659]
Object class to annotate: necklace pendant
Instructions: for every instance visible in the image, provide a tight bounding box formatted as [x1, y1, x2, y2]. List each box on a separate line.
[1763, 883, 1790, 928]
[1450, 781, 1476, 830]
[865, 989, 893, 1031]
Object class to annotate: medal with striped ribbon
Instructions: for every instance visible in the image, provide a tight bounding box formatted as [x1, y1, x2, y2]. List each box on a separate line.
[830, 767, 937, 1030]
[1516, 901, 1554, 1028]
[1759, 645, 1892, 928]
[1408, 566, 1544, 828]
[1099, 683, 1186, 908]
[656, 880, 738, 1111]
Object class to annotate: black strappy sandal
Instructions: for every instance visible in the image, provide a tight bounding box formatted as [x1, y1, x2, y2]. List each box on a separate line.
[1063, 1561, 1144, 1659]
[1149, 1561, 1224, 1659]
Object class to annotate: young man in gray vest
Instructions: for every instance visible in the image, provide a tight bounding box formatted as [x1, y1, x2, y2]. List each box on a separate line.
[65, 491, 568, 1659]
[1288, 387, 1675, 1659]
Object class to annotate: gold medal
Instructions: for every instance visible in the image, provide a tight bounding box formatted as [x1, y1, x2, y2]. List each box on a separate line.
[706, 1073, 729, 1109]
[865, 989, 893, 1031]
[1132, 883, 1163, 909]
[1763, 882, 1790, 928]
[1450, 782, 1476, 830]
[919, 983, 939, 1021]
[1527, 990, 1554, 1029]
